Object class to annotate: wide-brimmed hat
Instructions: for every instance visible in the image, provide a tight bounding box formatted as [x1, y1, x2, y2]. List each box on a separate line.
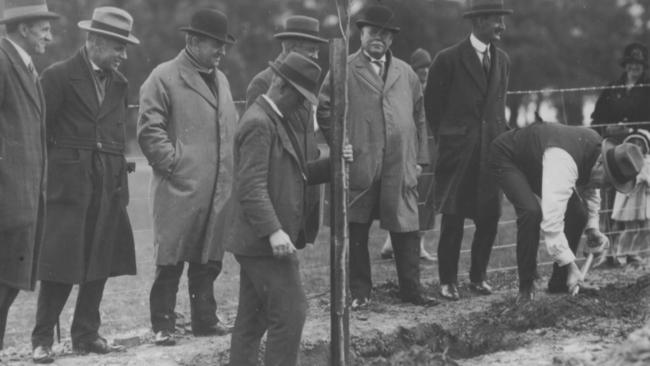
[620, 42, 648, 68]
[601, 138, 644, 193]
[463, 0, 513, 18]
[78, 7, 139, 45]
[274, 15, 327, 44]
[355, 5, 400, 33]
[180, 8, 235, 45]
[269, 51, 321, 105]
[410, 48, 432, 70]
[0, 0, 59, 25]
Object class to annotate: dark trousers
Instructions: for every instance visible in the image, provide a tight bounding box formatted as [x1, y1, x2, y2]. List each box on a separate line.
[349, 222, 421, 301]
[437, 211, 499, 285]
[149, 260, 221, 333]
[230, 254, 307, 366]
[0, 284, 19, 349]
[31, 278, 107, 348]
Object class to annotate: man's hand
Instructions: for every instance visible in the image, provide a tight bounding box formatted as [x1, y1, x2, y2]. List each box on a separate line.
[269, 229, 296, 258]
[584, 228, 610, 256]
[343, 144, 353, 163]
[416, 164, 423, 177]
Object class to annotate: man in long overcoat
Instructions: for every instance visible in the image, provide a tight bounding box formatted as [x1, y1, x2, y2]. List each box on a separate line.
[318, 4, 435, 308]
[137, 8, 238, 346]
[0, 0, 58, 351]
[30, 7, 138, 363]
[424, 0, 512, 300]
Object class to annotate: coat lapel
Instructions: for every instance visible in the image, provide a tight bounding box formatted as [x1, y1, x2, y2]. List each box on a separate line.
[178, 52, 218, 110]
[69, 50, 100, 115]
[98, 72, 127, 119]
[383, 52, 401, 92]
[460, 38, 487, 93]
[352, 51, 384, 93]
[0, 39, 42, 114]
[257, 97, 306, 176]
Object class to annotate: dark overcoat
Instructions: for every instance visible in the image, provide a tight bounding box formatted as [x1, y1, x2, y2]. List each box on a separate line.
[246, 65, 321, 244]
[227, 97, 329, 256]
[318, 50, 429, 232]
[37, 49, 136, 284]
[425, 37, 510, 217]
[138, 50, 238, 265]
[0, 39, 47, 290]
[591, 72, 650, 136]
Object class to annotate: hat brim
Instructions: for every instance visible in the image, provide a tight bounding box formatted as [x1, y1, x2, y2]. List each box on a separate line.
[602, 138, 637, 194]
[0, 12, 59, 25]
[463, 9, 514, 18]
[355, 20, 400, 33]
[180, 26, 236, 45]
[269, 61, 318, 105]
[274, 32, 328, 44]
[79, 21, 140, 45]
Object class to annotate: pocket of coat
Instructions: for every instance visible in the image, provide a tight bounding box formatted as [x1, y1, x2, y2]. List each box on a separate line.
[47, 158, 85, 205]
[114, 158, 130, 207]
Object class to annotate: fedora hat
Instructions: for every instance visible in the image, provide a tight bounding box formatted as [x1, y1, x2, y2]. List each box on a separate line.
[463, 0, 513, 18]
[410, 48, 432, 70]
[601, 138, 644, 194]
[269, 51, 321, 105]
[0, 0, 59, 25]
[274, 15, 327, 44]
[355, 5, 400, 33]
[620, 42, 648, 68]
[78, 7, 139, 45]
[180, 8, 235, 45]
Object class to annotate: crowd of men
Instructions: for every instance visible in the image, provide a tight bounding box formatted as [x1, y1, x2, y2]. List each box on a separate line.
[0, 0, 645, 365]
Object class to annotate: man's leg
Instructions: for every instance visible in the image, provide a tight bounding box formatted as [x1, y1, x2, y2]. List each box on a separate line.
[0, 284, 19, 350]
[437, 214, 465, 285]
[390, 231, 421, 301]
[349, 221, 373, 302]
[31, 281, 74, 348]
[469, 199, 500, 285]
[70, 278, 107, 347]
[188, 260, 222, 334]
[149, 263, 184, 333]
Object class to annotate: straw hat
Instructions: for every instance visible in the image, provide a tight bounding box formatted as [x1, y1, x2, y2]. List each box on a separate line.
[78, 7, 139, 45]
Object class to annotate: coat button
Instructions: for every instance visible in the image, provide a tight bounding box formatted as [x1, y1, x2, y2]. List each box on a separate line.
[96, 142, 103, 149]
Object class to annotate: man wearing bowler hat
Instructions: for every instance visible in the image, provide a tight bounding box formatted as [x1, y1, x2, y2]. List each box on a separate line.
[138, 8, 238, 346]
[425, 0, 513, 301]
[228, 51, 352, 366]
[0, 0, 58, 352]
[246, 15, 328, 246]
[489, 121, 643, 303]
[318, 4, 436, 309]
[30, 6, 139, 362]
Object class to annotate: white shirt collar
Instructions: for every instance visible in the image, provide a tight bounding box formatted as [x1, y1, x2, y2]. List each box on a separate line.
[6, 37, 33, 69]
[262, 94, 284, 118]
[470, 33, 489, 54]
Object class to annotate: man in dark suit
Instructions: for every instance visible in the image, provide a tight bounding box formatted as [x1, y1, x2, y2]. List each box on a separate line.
[425, 0, 512, 300]
[30, 7, 139, 363]
[0, 0, 58, 352]
[227, 52, 351, 366]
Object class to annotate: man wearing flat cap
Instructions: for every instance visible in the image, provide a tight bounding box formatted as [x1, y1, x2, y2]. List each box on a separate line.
[246, 15, 328, 247]
[318, 4, 436, 309]
[138, 8, 238, 346]
[425, 0, 513, 301]
[228, 51, 352, 366]
[30, 6, 139, 362]
[0, 0, 58, 352]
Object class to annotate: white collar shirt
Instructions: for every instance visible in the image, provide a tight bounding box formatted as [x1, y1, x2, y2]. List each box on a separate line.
[6, 37, 34, 70]
[470, 33, 490, 63]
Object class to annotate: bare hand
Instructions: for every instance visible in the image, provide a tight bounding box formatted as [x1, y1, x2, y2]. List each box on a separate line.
[584, 228, 609, 256]
[342, 144, 353, 162]
[269, 229, 296, 258]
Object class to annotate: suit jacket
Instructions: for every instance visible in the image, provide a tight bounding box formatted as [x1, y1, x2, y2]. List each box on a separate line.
[0, 38, 47, 290]
[227, 96, 329, 256]
[425, 37, 510, 217]
[318, 50, 428, 232]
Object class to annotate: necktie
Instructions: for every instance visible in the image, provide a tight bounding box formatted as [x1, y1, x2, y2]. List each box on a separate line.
[482, 48, 491, 76]
[94, 69, 108, 104]
[27, 62, 38, 83]
[199, 69, 217, 96]
[371, 59, 385, 79]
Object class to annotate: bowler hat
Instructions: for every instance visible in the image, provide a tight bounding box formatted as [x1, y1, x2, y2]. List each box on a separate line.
[180, 8, 235, 45]
[463, 0, 513, 18]
[410, 48, 432, 70]
[274, 15, 327, 44]
[620, 42, 648, 68]
[0, 0, 59, 25]
[269, 51, 321, 105]
[355, 5, 400, 33]
[601, 138, 644, 193]
[78, 7, 139, 45]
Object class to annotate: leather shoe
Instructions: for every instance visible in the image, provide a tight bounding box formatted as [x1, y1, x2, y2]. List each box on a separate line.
[516, 287, 535, 305]
[439, 284, 460, 301]
[32, 345, 54, 364]
[351, 297, 370, 310]
[192, 322, 231, 337]
[404, 294, 439, 307]
[73, 336, 112, 355]
[154, 330, 176, 346]
[469, 281, 493, 295]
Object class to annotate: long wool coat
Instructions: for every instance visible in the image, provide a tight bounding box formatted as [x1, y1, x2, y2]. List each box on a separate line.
[0, 39, 47, 290]
[38, 49, 136, 284]
[138, 50, 238, 265]
[425, 37, 510, 218]
[318, 50, 428, 232]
